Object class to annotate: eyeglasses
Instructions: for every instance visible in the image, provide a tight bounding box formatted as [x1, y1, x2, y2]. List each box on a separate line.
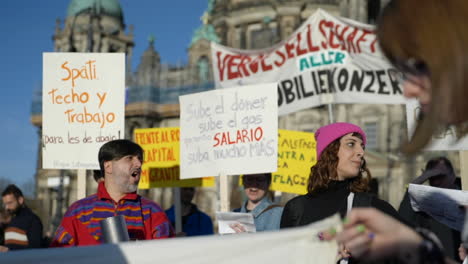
[393, 58, 429, 84]
[243, 176, 268, 184]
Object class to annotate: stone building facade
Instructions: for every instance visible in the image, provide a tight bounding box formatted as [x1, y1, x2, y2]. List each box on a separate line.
[31, 0, 458, 235]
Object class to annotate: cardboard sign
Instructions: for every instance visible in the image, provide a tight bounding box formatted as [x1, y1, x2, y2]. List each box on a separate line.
[134, 127, 214, 188]
[42, 53, 125, 169]
[179, 83, 278, 179]
[406, 99, 468, 151]
[271, 130, 316, 194]
[212, 9, 404, 116]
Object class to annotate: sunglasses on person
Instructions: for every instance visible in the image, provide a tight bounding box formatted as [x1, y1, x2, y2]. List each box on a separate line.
[243, 176, 269, 184]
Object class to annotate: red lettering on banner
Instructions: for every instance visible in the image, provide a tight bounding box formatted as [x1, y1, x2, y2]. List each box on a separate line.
[238, 55, 252, 77]
[337, 25, 350, 51]
[370, 38, 378, 53]
[329, 23, 341, 49]
[216, 51, 230, 81]
[261, 54, 273, 71]
[227, 54, 242, 80]
[295, 34, 308, 56]
[319, 20, 329, 49]
[285, 42, 295, 59]
[345, 28, 359, 54]
[216, 18, 379, 82]
[355, 30, 370, 53]
[274, 50, 286, 67]
[213, 127, 264, 147]
[249, 56, 260, 74]
[306, 25, 320, 52]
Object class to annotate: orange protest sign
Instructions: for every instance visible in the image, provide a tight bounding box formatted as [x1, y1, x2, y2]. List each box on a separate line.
[134, 127, 214, 189]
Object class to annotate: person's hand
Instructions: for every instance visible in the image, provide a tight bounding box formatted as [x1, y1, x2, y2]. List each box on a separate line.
[335, 208, 423, 261]
[229, 222, 247, 233]
[0, 246, 9, 253]
[338, 243, 351, 259]
[458, 243, 467, 261]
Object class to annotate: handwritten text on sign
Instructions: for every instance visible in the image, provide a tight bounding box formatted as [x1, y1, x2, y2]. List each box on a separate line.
[179, 83, 278, 179]
[271, 130, 316, 195]
[42, 53, 125, 169]
[134, 127, 214, 188]
[212, 9, 405, 116]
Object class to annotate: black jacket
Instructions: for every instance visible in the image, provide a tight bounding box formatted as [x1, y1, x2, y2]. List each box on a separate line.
[4, 206, 43, 250]
[281, 180, 401, 228]
[280, 180, 403, 264]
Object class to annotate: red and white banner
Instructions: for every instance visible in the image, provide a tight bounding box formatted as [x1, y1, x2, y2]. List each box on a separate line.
[212, 9, 405, 115]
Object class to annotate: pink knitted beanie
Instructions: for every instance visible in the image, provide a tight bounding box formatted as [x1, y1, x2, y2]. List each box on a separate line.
[315, 122, 366, 160]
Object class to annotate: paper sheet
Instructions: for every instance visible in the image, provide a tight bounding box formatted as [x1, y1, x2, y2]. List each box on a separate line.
[216, 212, 256, 234]
[408, 184, 468, 231]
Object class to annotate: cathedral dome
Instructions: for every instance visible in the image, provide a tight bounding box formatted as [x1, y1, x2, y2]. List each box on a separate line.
[67, 0, 123, 21]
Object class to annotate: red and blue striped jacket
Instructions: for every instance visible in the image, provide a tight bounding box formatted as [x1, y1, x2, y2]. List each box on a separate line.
[51, 182, 174, 247]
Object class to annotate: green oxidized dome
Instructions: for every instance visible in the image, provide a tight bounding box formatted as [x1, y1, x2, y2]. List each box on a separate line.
[67, 0, 123, 21]
[190, 24, 220, 46]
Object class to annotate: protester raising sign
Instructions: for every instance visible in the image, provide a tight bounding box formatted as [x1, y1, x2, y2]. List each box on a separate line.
[211, 9, 405, 115]
[42, 53, 125, 169]
[271, 130, 316, 195]
[134, 127, 214, 188]
[179, 83, 278, 179]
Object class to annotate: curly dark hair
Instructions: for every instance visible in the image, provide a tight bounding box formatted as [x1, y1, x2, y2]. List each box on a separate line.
[307, 132, 371, 194]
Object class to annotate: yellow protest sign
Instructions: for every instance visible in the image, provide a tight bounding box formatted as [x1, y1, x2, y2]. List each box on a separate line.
[134, 127, 214, 189]
[271, 130, 316, 195]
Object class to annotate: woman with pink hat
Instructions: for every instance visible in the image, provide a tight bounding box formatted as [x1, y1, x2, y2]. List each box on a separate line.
[280, 122, 401, 263]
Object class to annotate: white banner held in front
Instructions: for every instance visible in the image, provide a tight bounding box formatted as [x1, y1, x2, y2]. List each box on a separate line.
[211, 9, 405, 116]
[42, 53, 125, 169]
[179, 83, 278, 179]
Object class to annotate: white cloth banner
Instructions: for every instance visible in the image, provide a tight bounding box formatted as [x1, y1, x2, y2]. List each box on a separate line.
[406, 99, 468, 150]
[42, 53, 125, 169]
[179, 83, 278, 179]
[0, 215, 341, 264]
[211, 9, 404, 116]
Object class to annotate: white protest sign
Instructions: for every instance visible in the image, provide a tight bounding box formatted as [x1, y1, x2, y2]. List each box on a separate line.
[406, 99, 468, 151]
[179, 83, 278, 179]
[212, 9, 404, 116]
[42, 53, 125, 169]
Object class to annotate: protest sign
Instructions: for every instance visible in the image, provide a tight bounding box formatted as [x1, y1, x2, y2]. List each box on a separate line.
[406, 99, 468, 151]
[211, 9, 404, 115]
[42, 53, 125, 169]
[134, 127, 214, 189]
[179, 83, 278, 179]
[271, 130, 316, 194]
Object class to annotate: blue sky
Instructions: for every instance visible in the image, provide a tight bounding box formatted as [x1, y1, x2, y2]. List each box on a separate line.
[0, 1, 209, 190]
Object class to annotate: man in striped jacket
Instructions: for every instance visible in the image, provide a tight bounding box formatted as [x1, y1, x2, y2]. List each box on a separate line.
[1, 184, 43, 251]
[51, 139, 174, 247]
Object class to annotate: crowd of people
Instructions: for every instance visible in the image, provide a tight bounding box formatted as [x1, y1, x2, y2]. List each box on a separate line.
[0, 131, 465, 263]
[1, 0, 468, 263]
